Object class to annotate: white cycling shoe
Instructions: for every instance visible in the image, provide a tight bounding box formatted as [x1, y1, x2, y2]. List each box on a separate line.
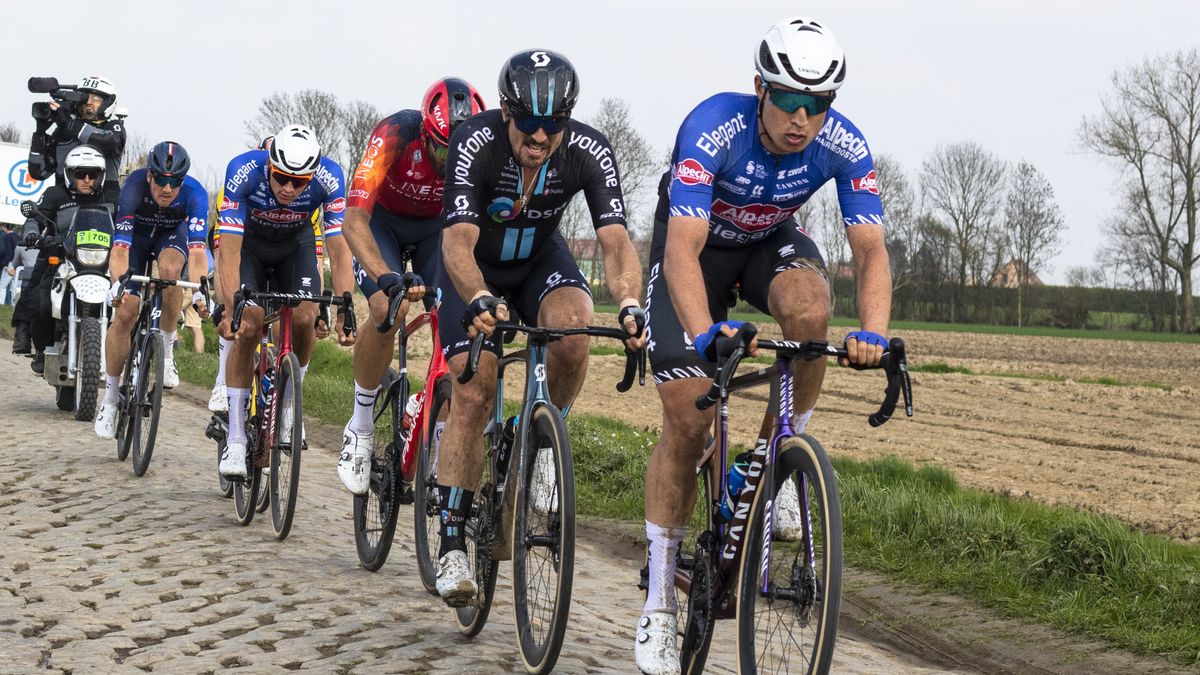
[208, 383, 227, 412]
[163, 356, 179, 389]
[278, 403, 304, 448]
[634, 612, 679, 675]
[337, 423, 373, 495]
[773, 476, 804, 542]
[530, 447, 557, 514]
[94, 402, 118, 440]
[435, 550, 477, 607]
[219, 440, 248, 479]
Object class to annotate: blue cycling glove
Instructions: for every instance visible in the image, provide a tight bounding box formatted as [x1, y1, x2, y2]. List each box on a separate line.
[693, 320, 745, 362]
[845, 329, 887, 348]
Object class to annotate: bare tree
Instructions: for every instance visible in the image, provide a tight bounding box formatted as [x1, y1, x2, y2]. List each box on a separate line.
[0, 122, 23, 144]
[1099, 186, 1182, 331]
[873, 153, 918, 293]
[1080, 48, 1200, 333]
[245, 90, 379, 173]
[919, 142, 1008, 321]
[1004, 161, 1064, 326]
[119, 132, 152, 180]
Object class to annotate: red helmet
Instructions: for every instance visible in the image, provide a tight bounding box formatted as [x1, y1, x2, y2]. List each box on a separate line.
[422, 77, 486, 146]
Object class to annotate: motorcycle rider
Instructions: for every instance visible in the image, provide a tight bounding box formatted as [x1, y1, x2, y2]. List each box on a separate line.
[94, 141, 209, 439]
[16, 146, 112, 374]
[28, 76, 126, 206]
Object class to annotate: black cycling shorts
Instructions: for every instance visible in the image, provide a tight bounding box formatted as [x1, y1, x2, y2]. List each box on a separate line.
[352, 205, 442, 307]
[439, 231, 590, 360]
[238, 231, 320, 299]
[123, 221, 189, 296]
[645, 216, 825, 384]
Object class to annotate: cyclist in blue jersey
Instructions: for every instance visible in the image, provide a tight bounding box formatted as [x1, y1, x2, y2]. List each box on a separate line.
[634, 17, 892, 673]
[215, 124, 357, 479]
[95, 142, 209, 439]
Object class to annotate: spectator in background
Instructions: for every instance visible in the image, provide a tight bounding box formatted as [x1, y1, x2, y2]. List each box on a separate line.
[0, 223, 18, 304]
[180, 246, 214, 353]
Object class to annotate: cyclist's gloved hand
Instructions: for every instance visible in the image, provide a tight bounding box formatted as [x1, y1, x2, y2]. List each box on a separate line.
[461, 294, 506, 336]
[376, 272, 405, 297]
[105, 280, 122, 308]
[693, 320, 745, 362]
[843, 329, 887, 368]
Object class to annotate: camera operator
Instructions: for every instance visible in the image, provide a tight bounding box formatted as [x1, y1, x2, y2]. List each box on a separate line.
[14, 146, 112, 374]
[28, 75, 126, 206]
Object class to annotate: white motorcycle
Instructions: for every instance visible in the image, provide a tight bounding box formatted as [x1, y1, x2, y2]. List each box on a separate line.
[21, 200, 112, 420]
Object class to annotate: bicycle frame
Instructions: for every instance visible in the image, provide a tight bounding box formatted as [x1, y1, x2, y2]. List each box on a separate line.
[390, 304, 447, 484]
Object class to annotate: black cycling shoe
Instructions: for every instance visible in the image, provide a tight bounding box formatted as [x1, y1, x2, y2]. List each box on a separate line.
[11, 324, 31, 354]
[30, 352, 45, 375]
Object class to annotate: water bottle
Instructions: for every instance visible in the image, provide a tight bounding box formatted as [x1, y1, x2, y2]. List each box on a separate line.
[719, 451, 752, 522]
[400, 391, 424, 441]
[258, 369, 273, 410]
[496, 415, 517, 478]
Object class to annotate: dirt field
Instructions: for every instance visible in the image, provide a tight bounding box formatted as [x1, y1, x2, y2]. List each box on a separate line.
[444, 318, 1200, 543]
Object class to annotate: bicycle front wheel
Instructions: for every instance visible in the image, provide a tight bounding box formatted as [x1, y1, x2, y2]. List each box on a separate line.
[735, 434, 842, 675]
[130, 331, 164, 477]
[453, 425, 500, 637]
[233, 425, 263, 526]
[512, 403, 574, 675]
[414, 376, 451, 591]
[115, 343, 139, 463]
[354, 372, 405, 570]
[678, 454, 718, 675]
[270, 353, 303, 540]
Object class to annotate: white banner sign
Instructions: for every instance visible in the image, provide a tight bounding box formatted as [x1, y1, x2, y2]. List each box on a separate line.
[1, 141, 54, 225]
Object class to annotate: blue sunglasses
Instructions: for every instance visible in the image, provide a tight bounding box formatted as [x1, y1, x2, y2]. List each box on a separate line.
[765, 85, 835, 116]
[151, 172, 185, 188]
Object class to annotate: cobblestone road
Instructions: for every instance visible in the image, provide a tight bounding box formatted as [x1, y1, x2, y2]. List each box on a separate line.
[0, 346, 956, 674]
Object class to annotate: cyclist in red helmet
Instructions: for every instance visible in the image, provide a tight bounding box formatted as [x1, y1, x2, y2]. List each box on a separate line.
[338, 77, 487, 494]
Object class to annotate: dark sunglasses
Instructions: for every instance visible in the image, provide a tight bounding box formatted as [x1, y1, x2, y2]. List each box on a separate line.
[151, 172, 184, 188]
[73, 169, 100, 180]
[270, 168, 313, 189]
[510, 110, 570, 135]
[765, 85, 835, 116]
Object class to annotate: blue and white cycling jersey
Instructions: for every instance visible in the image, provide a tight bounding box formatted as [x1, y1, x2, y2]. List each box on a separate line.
[666, 93, 884, 248]
[217, 149, 345, 243]
[115, 169, 208, 249]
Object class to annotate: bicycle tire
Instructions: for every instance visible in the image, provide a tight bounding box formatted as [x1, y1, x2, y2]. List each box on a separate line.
[216, 435, 234, 498]
[678, 460, 717, 675]
[270, 353, 303, 540]
[256, 471, 271, 513]
[413, 376, 450, 592]
[453, 420, 500, 637]
[735, 434, 842, 675]
[353, 372, 406, 570]
[233, 422, 263, 526]
[73, 317, 102, 421]
[511, 403, 575, 675]
[130, 331, 164, 477]
[115, 339, 139, 463]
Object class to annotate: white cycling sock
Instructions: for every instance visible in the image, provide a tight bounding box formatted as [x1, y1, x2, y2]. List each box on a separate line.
[351, 382, 380, 434]
[162, 331, 176, 360]
[299, 363, 308, 383]
[216, 337, 230, 385]
[104, 374, 119, 404]
[643, 520, 686, 615]
[794, 408, 814, 434]
[227, 387, 250, 443]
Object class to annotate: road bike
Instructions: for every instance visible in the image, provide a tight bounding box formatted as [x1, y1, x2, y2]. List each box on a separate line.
[112, 272, 202, 476]
[218, 285, 356, 539]
[446, 320, 645, 674]
[670, 324, 911, 674]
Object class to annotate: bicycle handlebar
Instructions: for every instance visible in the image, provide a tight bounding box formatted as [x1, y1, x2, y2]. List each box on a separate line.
[457, 321, 647, 392]
[231, 285, 357, 336]
[379, 283, 439, 333]
[695, 323, 913, 427]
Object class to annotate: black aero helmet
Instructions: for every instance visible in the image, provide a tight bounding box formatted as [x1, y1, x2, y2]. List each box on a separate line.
[498, 49, 579, 117]
[147, 141, 191, 177]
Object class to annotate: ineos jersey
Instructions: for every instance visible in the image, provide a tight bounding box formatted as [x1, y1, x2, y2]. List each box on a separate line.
[348, 110, 443, 219]
[115, 169, 208, 249]
[443, 109, 627, 266]
[218, 150, 345, 243]
[665, 93, 884, 248]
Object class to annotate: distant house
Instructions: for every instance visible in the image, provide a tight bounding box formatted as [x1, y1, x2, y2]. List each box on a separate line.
[991, 259, 1043, 288]
[564, 237, 651, 287]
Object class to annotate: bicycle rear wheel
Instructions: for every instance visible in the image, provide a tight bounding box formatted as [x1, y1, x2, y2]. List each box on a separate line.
[735, 434, 842, 675]
[413, 376, 451, 592]
[511, 404, 574, 675]
[270, 353, 303, 540]
[354, 372, 404, 570]
[453, 425, 500, 637]
[130, 331, 164, 477]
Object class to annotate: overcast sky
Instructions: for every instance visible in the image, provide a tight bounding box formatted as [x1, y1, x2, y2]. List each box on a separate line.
[5, 0, 1198, 283]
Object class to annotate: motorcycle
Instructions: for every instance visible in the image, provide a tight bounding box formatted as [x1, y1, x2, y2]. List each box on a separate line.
[21, 200, 112, 420]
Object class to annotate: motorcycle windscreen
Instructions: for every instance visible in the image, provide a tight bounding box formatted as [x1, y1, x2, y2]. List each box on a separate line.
[70, 272, 110, 305]
[65, 207, 114, 258]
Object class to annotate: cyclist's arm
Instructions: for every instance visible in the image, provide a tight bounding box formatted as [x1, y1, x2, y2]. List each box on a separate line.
[343, 116, 404, 282]
[663, 215, 714, 340]
[317, 161, 354, 299]
[216, 231, 242, 311]
[595, 224, 642, 308]
[107, 245, 129, 284]
[216, 158, 251, 310]
[442, 222, 488, 301]
[846, 223, 891, 362]
[184, 178, 209, 286]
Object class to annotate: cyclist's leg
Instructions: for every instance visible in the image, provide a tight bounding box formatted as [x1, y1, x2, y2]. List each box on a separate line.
[154, 228, 188, 387]
[104, 233, 150, 383]
[210, 241, 231, 410]
[276, 235, 320, 373]
[225, 238, 269, 448]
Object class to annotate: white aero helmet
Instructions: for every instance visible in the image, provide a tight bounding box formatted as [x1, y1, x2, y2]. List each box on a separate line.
[269, 124, 321, 176]
[79, 75, 118, 115]
[755, 17, 846, 93]
[64, 145, 106, 192]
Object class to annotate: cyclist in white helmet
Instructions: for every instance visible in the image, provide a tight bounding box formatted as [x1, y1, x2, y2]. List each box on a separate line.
[633, 17, 891, 673]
